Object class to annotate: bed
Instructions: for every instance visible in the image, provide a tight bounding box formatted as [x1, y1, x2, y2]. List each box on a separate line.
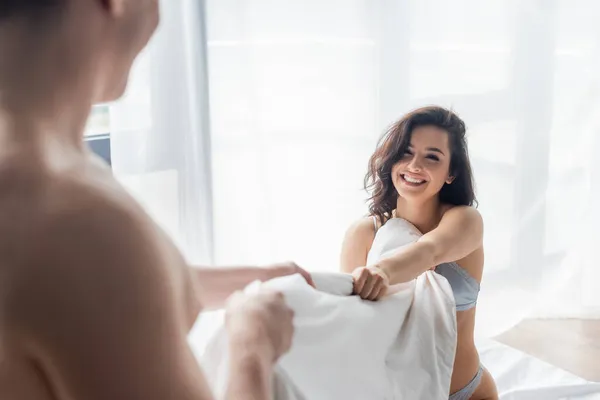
[478, 338, 600, 399]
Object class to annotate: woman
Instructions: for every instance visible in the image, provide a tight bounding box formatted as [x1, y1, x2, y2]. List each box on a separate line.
[340, 106, 498, 400]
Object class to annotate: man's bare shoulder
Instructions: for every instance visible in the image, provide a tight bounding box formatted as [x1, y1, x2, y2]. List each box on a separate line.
[40, 174, 158, 262]
[0, 152, 138, 231]
[8, 162, 176, 333]
[24, 163, 152, 256]
[0, 162, 214, 400]
[43, 161, 168, 265]
[43, 157, 142, 218]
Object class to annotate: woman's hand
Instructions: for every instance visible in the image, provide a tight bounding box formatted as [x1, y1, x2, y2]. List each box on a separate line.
[351, 266, 390, 301]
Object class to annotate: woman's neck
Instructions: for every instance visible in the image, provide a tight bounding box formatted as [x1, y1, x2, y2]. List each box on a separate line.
[394, 196, 442, 234]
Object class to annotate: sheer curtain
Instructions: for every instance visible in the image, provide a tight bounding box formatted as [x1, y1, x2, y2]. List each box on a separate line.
[110, 0, 213, 265]
[111, 0, 600, 338]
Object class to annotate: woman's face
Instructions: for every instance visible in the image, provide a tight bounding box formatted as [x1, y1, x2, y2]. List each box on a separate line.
[391, 125, 453, 203]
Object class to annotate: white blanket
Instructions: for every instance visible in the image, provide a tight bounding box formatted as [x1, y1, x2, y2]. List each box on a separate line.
[478, 338, 600, 400]
[196, 218, 458, 399]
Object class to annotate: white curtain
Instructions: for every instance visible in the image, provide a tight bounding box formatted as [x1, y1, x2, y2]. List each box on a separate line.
[110, 0, 213, 265]
[110, 0, 600, 338]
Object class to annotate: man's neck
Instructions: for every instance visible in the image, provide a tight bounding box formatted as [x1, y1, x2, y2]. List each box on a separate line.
[0, 29, 94, 148]
[0, 105, 90, 150]
[395, 196, 442, 234]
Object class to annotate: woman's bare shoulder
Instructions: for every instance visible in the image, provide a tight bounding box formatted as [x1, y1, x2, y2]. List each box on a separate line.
[340, 216, 377, 273]
[439, 205, 485, 282]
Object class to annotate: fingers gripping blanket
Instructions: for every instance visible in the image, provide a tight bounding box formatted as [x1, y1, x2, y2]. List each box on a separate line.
[194, 219, 457, 399]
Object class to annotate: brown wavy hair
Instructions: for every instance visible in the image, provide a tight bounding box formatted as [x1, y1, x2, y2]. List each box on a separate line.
[365, 106, 476, 224]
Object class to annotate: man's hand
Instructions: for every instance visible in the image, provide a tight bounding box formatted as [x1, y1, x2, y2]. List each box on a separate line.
[225, 289, 295, 363]
[263, 261, 315, 288]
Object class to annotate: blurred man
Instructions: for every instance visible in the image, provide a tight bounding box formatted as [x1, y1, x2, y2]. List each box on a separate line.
[0, 1, 311, 399]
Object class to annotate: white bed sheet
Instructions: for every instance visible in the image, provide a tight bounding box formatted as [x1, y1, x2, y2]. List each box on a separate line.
[477, 338, 600, 400]
[190, 322, 600, 399]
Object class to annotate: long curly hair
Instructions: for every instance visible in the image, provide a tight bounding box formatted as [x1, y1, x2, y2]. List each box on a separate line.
[365, 106, 476, 224]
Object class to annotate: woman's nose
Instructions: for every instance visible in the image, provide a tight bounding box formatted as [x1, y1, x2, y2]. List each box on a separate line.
[407, 157, 422, 172]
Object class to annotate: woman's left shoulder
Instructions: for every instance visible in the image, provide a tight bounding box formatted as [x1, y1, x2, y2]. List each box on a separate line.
[440, 204, 483, 225]
[440, 205, 485, 279]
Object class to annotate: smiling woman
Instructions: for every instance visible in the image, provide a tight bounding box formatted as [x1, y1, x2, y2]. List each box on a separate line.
[365, 106, 476, 226]
[393, 125, 455, 195]
[340, 106, 497, 399]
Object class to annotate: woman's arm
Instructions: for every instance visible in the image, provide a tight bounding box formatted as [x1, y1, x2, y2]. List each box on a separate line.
[339, 217, 376, 273]
[374, 206, 483, 284]
[340, 217, 391, 301]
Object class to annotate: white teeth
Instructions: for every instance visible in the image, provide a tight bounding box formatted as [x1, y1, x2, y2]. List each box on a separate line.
[403, 175, 424, 184]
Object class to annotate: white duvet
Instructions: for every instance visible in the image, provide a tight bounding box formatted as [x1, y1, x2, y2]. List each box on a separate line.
[478, 338, 600, 400]
[189, 216, 600, 399]
[195, 218, 459, 399]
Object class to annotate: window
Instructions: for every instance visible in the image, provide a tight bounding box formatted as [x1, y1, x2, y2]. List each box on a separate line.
[85, 105, 110, 136]
[85, 105, 112, 165]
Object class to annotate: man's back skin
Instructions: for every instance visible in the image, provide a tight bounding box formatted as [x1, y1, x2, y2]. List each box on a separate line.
[0, 1, 304, 399]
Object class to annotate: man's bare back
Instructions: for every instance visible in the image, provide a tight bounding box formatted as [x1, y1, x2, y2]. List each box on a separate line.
[0, 1, 307, 399]
[0, 143, 208, 398]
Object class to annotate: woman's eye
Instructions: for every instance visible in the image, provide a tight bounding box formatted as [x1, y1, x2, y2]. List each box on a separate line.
[426, 154, 439, 161]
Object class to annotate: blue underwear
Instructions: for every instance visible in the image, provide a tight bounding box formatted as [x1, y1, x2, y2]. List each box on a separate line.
[448, 365, 483, 400]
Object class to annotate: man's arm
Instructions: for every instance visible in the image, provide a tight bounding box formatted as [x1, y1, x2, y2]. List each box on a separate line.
[17, 193, 277, 400]
[191, 262, 314, 311]
[226, 343, 273, 399]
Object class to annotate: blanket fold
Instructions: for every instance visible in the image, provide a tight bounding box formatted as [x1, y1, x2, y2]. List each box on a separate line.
[194, 220, 457, 399]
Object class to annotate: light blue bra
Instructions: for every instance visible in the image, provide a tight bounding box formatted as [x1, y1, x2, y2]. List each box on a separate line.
[370, 216, 480, 311]
[434, 261, 480, 311]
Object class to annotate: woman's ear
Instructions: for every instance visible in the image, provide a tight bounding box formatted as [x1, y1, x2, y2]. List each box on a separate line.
[446, 175, 455, 184]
